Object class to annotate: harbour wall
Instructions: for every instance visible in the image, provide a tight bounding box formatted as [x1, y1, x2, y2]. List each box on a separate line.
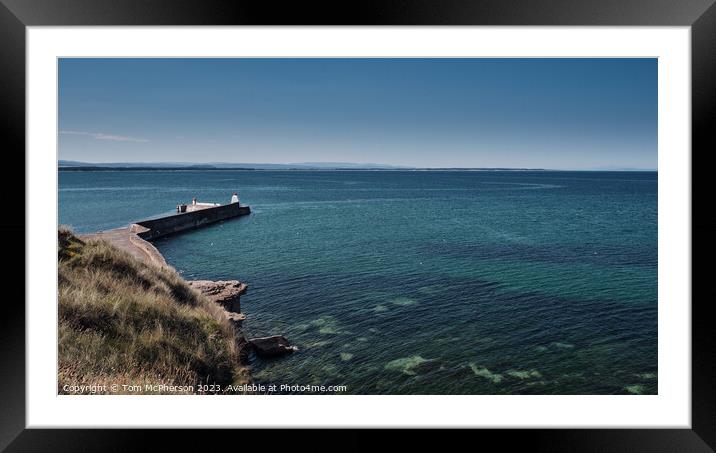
[135, 203, 251, 240]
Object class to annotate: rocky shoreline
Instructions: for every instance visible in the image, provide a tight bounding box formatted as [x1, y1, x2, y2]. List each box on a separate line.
[82, 224, 297, 365]
[187, 280, 297, 359]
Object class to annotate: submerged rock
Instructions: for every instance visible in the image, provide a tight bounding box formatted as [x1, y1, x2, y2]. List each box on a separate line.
[625, 384, 645, 395]
[249, 335, 298, 358]
[385, 355, 431, 375]
[468, 363, 503, 383]
[389, 297, 418, 307]
[506, 369, 542, 379]
[188, 280, 247, 312]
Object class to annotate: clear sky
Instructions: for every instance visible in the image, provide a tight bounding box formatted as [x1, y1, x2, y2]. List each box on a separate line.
[58, 58, 657, 170]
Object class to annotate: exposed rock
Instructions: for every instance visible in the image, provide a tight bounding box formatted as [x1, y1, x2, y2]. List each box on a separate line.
[188, 280, 247, 312]
[226, 312, 247, 329]
[248, 335, 298, 358]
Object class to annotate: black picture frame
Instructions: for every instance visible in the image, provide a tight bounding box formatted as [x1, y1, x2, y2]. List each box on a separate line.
[2, 0, 713, 450]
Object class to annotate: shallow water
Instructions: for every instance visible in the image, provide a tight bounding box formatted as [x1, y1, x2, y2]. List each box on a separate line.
[59, 170, 657, 394]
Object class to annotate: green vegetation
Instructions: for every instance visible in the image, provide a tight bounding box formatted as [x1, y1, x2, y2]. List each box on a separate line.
[58, 228, 248, 394]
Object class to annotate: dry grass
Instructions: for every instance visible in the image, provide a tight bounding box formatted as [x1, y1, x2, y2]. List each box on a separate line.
[58, 228, 249, 394]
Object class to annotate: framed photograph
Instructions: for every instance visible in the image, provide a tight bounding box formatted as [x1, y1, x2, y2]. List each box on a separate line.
[4, 0, 714, 450]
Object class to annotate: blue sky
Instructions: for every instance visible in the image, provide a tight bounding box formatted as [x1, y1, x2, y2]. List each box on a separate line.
[58, 58, 657, 169]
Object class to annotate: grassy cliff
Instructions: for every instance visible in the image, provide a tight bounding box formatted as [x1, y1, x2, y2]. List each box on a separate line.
[58, 228, 248, 394]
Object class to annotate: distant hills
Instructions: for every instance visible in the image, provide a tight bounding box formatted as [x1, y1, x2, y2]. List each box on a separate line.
[57, 160, 655, 171]
[57, 160, 546, 171]
[58, 160, 411, 170]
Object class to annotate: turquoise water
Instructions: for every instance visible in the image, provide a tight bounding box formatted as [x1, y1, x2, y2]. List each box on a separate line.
[59, 170, 657, 394]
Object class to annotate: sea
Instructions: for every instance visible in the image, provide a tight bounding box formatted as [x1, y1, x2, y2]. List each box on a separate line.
[59, 170, 658, 395]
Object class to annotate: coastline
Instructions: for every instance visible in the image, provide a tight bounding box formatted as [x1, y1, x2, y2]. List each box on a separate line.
[81, 223, 251, 345]
[82, 226, 168, 268]
[59, 227, 252, 394]
[78, 212, 297, 384]
[79, 201, 256, 343]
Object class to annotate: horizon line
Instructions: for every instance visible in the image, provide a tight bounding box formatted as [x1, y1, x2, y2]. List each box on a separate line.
[57, 160, 657, 172]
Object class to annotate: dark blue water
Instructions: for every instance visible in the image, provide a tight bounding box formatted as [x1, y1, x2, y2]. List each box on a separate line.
[59, 170, 657, 394]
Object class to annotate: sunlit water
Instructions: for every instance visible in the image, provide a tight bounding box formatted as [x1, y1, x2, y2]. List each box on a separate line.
[59, 170, 657, 394]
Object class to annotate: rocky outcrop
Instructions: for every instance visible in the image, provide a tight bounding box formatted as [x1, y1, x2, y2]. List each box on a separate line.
[226, 312, 247, 329]
[188, 280, 247, 313]
[248, 335, 298, 358]
[83, 219, 299, 375]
